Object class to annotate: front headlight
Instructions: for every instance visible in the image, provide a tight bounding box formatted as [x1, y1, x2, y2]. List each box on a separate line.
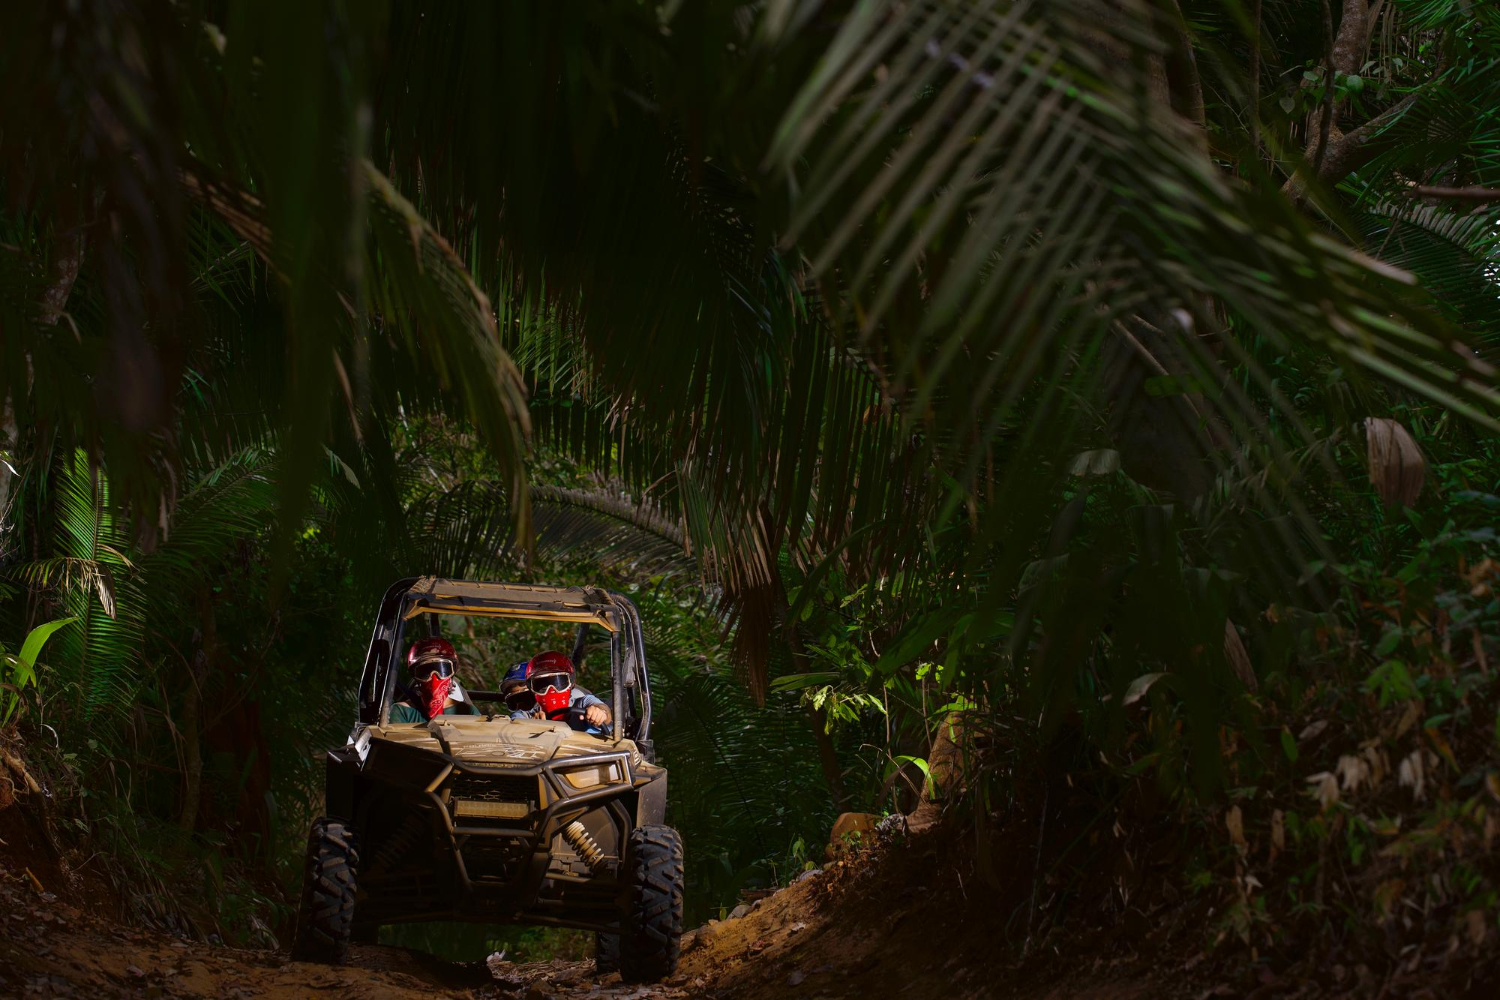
[453, 799, 530, 819]
[561, 761, 623, 790]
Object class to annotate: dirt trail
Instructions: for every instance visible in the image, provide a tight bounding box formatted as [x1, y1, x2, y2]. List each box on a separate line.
[1, 826, 1174, 1000]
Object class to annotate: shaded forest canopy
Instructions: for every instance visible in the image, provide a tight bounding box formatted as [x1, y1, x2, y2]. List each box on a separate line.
[2, 0, 1498, 989]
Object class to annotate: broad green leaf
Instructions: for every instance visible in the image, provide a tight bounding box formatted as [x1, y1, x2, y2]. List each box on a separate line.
[18, 616, 77, 667]
[893, 754, 936, 796]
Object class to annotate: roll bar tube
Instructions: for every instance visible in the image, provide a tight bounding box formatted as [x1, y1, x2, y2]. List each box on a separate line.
[357, 579, 653, 740]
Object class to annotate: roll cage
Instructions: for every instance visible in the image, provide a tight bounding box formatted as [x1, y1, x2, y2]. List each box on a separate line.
[354, 577, 654, 753]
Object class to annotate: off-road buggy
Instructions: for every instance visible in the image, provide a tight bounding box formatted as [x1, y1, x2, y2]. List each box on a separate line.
[292, 578, 684, 982]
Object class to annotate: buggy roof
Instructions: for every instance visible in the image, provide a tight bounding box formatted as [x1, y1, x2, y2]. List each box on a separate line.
[398, 577, 621, 632]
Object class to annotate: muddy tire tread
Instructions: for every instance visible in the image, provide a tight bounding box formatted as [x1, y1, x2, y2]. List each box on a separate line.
[619, 824, 684, 983]
[595, 931, 621, 974]
[292, 817, 358, 964]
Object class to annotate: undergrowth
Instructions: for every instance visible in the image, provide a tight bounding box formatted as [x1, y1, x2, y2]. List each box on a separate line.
[911, 468, 1500, 989]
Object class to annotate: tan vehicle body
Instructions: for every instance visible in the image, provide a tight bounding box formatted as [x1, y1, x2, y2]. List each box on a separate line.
[296, 579, 682, 981]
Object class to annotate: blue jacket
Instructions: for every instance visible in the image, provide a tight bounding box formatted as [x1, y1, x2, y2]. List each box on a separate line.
[511, 686, 608, 733]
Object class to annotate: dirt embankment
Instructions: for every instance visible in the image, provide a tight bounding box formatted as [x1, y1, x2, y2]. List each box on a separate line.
[1, 810, 1180, 1000]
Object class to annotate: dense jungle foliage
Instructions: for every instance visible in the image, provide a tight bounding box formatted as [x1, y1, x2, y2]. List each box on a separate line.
[2, 0, 1498, 978]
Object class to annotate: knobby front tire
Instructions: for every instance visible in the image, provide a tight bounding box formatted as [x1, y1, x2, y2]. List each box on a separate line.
[291, 817, 359, 964]
[619, 824, 684, 983]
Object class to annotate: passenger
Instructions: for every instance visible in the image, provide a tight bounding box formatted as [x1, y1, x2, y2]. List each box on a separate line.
[502, 651, 611, 733]
[390, 637, 480, 723]
[501, 665, 537, 714]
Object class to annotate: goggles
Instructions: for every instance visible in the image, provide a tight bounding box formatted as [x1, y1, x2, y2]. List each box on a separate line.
[528, 670, 573, 695]
[410, 656, 456, 681]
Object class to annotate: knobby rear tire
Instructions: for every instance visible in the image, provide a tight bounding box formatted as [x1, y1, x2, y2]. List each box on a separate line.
[619, 824, 684, 983]
[292, 817, 359, 964]
[594, 931, 621, 975]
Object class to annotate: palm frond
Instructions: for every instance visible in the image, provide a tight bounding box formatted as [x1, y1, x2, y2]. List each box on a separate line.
[137, 448, 280, 592]
[362, 164, 533, 534]
[1355, 200, 1500, 341]
[41, 452, 145, 723]
[530, 487, 698, 582]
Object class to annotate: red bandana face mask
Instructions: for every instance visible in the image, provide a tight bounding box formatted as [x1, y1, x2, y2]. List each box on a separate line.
[421, 674, 453, 719]
[525, 652, 576, 720]
[408, 639, 458, 720]
[530, 671, 574, 718]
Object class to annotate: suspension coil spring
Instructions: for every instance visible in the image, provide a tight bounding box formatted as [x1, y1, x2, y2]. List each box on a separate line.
[561, 820, 607, 872]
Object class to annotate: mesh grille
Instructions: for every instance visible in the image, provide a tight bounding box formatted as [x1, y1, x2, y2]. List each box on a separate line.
[449, 773, 537, 804]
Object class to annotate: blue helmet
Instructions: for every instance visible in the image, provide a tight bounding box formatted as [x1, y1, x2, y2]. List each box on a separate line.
[503, 661, 534, 711]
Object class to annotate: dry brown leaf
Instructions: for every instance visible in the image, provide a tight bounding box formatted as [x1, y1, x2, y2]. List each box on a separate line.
[1298, 719, 1329, 743]
[1336, 754, 1370, 794]
[1122, 672, 1168, 706]
[1394, 700, 1422, 739]
[1307, 771, 1339, 810]
[1270, 809, 1286, 853]
[1467, 909, 1487, 946]
[1068, 449, 1121, 476]
[1365, 417, 1426, 508]
[1464, 557, 1497, 598]
[94, 563, 118, 619]
[1373, 879, 1405, 920]
[1398, 750, 1427, 801]
[1224, 620, 1257, 692]
[1225, 805, 1247, 851]
[1426, 728, 1458, 770]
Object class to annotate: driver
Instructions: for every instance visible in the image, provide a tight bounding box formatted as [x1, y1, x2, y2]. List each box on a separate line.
[390, 637, 480, 723]
[501, 651, 611, 732]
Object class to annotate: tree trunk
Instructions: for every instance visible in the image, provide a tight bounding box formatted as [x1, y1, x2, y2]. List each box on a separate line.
[0, 399, 17, 560]
[39, 186, 88, 327]
[179, 586, 215, 832]
[808, 705, 847, 809]
[907, 711, 967, 832]
[4, 212, 86, 558]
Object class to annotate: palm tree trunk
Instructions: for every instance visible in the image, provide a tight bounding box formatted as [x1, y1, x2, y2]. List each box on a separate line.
[178, 585, 214, 832]
[0, 401, 17, 558]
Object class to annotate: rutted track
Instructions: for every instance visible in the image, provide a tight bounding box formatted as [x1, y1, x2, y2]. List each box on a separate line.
[1, 826, 1171, 1000]
[0, 872, 701, 999]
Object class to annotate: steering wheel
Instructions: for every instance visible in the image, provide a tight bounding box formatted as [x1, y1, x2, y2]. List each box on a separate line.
[563, 705, 613, 737]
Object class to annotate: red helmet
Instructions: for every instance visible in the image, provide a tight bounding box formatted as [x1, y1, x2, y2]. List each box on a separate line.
[407, 637, 458, 718]
[525, 651, 575, 718]
[408, 636, 457, 668]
